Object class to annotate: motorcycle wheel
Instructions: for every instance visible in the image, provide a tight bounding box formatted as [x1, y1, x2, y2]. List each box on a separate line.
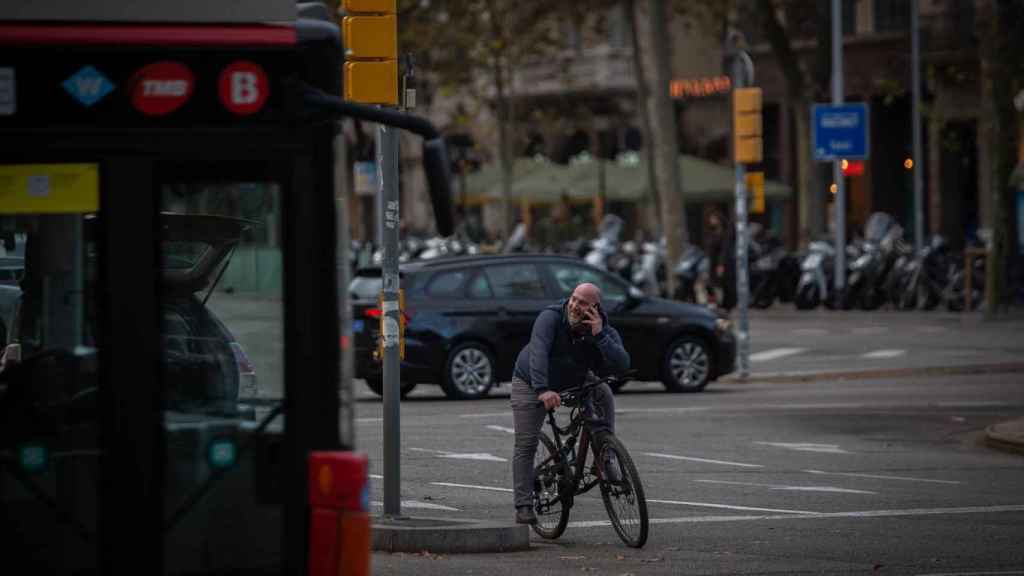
[794, 283, 819, 310]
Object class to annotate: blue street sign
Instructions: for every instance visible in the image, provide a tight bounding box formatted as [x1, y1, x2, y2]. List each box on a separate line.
[812, 103, 870, 161]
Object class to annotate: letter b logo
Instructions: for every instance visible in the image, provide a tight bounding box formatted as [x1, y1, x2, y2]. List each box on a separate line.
[219, 61, 269, 115]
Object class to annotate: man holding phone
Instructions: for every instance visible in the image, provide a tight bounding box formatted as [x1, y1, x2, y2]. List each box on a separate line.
[509, 282, 630, 525]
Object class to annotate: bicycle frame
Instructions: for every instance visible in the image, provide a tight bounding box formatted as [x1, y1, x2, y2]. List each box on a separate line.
[540, 393, 605, 509]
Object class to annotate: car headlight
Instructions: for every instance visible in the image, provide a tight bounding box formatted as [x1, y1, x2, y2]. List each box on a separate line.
[715, 318, 732, 335]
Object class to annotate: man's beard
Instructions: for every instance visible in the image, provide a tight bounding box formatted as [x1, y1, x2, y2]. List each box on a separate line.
[568, 308, 586, 332]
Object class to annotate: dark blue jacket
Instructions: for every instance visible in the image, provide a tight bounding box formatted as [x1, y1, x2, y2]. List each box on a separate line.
[512, 300, 630, 393]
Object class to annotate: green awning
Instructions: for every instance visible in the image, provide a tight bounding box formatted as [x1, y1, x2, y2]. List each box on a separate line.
[464, 155, 792, 204]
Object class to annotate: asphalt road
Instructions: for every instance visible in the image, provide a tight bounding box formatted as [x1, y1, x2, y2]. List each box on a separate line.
[362, 372, 1024, 575]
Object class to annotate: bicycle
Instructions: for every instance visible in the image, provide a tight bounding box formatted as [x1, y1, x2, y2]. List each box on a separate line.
[531, 371, 649, 548]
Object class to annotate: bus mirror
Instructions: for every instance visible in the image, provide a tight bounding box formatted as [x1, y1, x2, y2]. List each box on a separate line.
[422, 138, 455, 237]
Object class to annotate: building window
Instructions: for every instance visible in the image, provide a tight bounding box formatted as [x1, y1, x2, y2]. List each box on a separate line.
[874, 0, 909, 32]
[843, 0, 856, 35]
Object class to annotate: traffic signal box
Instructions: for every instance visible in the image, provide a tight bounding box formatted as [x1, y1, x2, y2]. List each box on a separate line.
[745, 171, 765, 214]
[732, 87, 763, 164]
[341, 0, 398, 106]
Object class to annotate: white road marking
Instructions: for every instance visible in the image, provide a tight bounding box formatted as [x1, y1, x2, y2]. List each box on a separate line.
[616, 407, 710, 415]
[409, 447, 507, 462]
[644, 452, 764, 468]
[370, 500, 460, 511]
[756, 441, 851, 454]
[792, 328, 828, 336]
[917, 565, 1024, 569]
[566, 504, 1024, 529]
[749, 348, 807, 362]
[431, 482, 513, 493]
[647, 499, 818, 515]
[696, 479, 876, 494]
[460, 412, 511, 419]
[852, 326, 888, 335]
[804, 469, 962, 485]
[486, 425, 515, 434]
[356, 417, 383, 423]
[862, 349, 907, 359]
[369, 474, 383, 480]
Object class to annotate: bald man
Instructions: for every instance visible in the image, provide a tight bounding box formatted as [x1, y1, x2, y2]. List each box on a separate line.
[509, 282, 630, 525]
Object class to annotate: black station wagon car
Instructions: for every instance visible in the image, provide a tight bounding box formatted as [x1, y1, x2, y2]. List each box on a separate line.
[351, 254, 736, 400]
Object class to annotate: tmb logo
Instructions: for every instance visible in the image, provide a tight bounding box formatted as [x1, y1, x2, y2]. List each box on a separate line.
[130, 62, 194, 116]
[219, 61, 269, 116]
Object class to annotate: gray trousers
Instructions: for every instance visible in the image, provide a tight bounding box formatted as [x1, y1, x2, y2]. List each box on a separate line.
[510, 376, 615, 509]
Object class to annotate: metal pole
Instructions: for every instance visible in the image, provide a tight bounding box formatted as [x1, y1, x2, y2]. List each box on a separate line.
[732, 49, 752, 380]
[379, 123, 402, 517]
[832, 0, 846, 293]
[911, 0, 924, 252]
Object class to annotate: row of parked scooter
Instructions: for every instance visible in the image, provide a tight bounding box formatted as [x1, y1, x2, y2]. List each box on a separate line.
[349, 211, 986, 312]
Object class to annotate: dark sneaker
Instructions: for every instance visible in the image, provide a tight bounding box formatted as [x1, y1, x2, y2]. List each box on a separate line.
[515, 506, 537, 525]
[603, 452, 623, 483]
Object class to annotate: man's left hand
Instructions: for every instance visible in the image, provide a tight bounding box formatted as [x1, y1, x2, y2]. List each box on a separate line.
[585, 307, 603, 336]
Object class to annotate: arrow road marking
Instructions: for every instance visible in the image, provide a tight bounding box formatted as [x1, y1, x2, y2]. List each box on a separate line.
[647, 499, 818, 515]
[756, 442, 851, 454]
[644, 453, 764, 468]
[370, 500, 460, 511]
[804, 469, 962, 485]
[431, 482, 513, 493]
[862, 349, 907, 359]
[410, 447, 507, 462]
[749, 348, 807, 362]
[696, 479, 876, 494]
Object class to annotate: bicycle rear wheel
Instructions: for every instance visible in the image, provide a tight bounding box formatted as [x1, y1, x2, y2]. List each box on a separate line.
[598, 434, 648, 548]
[532, 432, 571, 539]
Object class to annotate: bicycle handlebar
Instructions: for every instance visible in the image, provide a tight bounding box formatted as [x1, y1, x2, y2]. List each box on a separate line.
[556, 370, 637, 408]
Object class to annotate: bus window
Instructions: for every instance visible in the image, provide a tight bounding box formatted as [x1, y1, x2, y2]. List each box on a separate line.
[0, 207, 101, 574]
[157, 171, 286, 574]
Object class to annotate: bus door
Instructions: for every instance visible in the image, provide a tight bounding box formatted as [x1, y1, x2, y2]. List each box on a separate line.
[0, 15, 348, 576]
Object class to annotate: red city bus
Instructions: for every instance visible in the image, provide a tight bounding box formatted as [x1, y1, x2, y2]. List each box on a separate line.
[0, 2, 453, 575]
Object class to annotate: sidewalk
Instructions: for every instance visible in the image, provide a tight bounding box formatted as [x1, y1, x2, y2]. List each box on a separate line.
[728, 307, 1024, 457]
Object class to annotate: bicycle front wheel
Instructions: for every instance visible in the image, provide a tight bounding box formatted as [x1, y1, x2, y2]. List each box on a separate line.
[598, 434, 649, 548]
[532, 432, 571, 539]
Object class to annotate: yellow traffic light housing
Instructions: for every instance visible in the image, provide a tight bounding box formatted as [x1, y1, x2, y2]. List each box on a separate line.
[745, 171, 765, 214]
[341, 0, 398, 105]
[733, 87, 763, 164]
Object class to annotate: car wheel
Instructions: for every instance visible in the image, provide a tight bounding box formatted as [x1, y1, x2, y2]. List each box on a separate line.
[364, 377, 417, 398]
[442, 342, 495, 400]
[661, 336, 712, 393]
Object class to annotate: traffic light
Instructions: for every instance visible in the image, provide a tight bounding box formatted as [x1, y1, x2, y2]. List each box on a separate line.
[733, 87, 763, 164]
[745, 171, 765, 214]
[341, 0, 398, 106]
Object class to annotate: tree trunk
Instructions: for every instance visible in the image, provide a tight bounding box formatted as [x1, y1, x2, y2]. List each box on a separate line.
[984, 0, 1022, 315]
[635, 0, 687, 297]
[626, 0, 662, 239]
[758, 0, 826, 247]
[493, 57, 513, 243]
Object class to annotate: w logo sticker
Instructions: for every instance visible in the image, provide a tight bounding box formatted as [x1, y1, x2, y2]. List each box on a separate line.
[62, 66, 115, 107]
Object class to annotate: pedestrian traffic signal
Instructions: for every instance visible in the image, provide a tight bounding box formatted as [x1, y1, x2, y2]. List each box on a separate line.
[733, 87, 763, 164]
[341, 0, 398, 105]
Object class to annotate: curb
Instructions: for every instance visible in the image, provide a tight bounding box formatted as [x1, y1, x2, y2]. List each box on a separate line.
[720, 362, 1024, 384]
[984, 419, 1024, 456]
[372, 516, 530, 554]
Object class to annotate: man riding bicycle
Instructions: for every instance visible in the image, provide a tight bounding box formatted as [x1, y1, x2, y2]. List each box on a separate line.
[510, 282, 630, 525]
